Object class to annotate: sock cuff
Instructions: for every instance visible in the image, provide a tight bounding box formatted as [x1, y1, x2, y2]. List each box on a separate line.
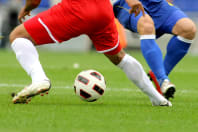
[177, 36, 193, 44]
[140, 35, 156, 40]
[11, 38, 33, 50]
[117, 54, 130, 68]
[11, 38, 22, 50]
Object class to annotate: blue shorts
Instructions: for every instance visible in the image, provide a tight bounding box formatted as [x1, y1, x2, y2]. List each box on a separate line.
[113, 0, 188, 38]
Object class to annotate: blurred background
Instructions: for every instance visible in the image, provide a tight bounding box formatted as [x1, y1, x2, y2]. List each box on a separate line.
[0, 0, 197, 54]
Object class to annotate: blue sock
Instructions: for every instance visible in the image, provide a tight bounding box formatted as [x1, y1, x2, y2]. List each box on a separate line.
[164, 36, 191, 75]
[140, 35, 168, 85]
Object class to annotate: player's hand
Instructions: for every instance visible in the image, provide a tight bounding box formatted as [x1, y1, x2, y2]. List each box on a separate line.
[18, 7, 31, 23]
[126, 0, 145, 17]
[18, 0, 41, 23]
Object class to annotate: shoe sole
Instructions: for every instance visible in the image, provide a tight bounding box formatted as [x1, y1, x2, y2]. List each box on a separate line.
[13, 84, 51, 104]
[164, 86, 176, 100]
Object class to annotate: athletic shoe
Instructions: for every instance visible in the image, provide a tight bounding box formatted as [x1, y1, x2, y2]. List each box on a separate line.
[152, 100, 172, 107]
[148, 70, 176, 100]
[12, 80, 51, 104]
[148, 70, 162, 94]
[161, 79, 176, 100]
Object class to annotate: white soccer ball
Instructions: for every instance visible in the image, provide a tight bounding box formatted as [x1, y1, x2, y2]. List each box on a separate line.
[74, 69, 106, 102]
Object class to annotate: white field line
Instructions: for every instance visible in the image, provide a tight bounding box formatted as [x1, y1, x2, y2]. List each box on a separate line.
[1, 69, 198, 74]
[0, 83, 137, 92]
[0, 83, 197, 94]
[1, 64, 198, 73]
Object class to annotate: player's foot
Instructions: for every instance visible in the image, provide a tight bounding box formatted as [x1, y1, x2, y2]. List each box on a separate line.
[161, 79, 176, 100]
[148, 70, 176, 100]
[12, 80, 51, 104]
[148, 70, 162, 94]
[152, 100, 172, 107]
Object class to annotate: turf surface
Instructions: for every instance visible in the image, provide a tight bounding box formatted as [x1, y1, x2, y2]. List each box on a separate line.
[0, 50, 198, 132]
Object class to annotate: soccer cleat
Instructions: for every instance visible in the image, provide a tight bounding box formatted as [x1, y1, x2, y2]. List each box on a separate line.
[161, 79, 176, 100]
[148, 70, 162, 94]
[12, 80, 51, 104]
[148, 70, 176, 100]
[152, 100, 172, 107]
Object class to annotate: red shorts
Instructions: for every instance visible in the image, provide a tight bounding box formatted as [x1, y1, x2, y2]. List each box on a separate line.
[24, 0, 122, 55]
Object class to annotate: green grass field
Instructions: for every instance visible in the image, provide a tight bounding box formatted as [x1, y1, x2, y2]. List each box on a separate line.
[0, 49, 198, 132]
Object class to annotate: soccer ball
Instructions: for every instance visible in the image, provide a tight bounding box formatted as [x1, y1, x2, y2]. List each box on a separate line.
[74, 69, 106, 102]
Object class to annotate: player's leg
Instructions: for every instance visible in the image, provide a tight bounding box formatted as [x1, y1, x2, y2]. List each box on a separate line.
[10, 24, 50, 83]
[91, 22, 171, 106]
[9, 1, 85, 103]
[152, 4, 196, 99]
[104, 49, 171, 106]
[160, 17, 196, 99]
[137, 14, 170, 86]
[136, 14, 176, 98]
[163, 17, 196, 75]
[114, 2, 169, 86]
[153, 3, 197, 76]
[114, 3, 175, 99]
[9, 3, 70, 103]
[10, 24, 51, 104]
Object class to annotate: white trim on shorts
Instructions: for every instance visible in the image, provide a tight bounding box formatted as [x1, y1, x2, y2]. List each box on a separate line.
[97, 37, 120, 54]
[38, 18, 59, 43]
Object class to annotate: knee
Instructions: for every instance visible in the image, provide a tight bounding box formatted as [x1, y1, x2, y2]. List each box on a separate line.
[9, 24, 31, 44]
[9, 28, 17, 44]
[180, 21, 196, 40]
[137, 15, 155, 35]
[188, 23, 197, 40]
[174, 18, 197, 40]
[9, 25, 23, 44]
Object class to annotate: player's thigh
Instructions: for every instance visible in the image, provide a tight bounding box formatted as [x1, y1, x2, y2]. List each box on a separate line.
[23, 14, 57, 45]
[9, 24, 36, 44]
[113, 1, 148, 33]
[156, 6, 188, 36]
[21, 4, 83, 46]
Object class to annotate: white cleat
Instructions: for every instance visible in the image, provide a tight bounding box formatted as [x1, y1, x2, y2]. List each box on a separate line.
[161, 79, 176, 100]
[12, 80, 51, 104]
[152, 100, 172, 107]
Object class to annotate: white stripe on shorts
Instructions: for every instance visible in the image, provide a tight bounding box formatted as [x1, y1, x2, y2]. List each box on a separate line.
[38, 18, 59, 43]
[97, 37, 120, 54]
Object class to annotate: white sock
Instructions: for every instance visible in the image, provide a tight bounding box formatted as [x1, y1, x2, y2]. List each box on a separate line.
[11, 38, 49, 83]
[117, 54, 166, 104]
